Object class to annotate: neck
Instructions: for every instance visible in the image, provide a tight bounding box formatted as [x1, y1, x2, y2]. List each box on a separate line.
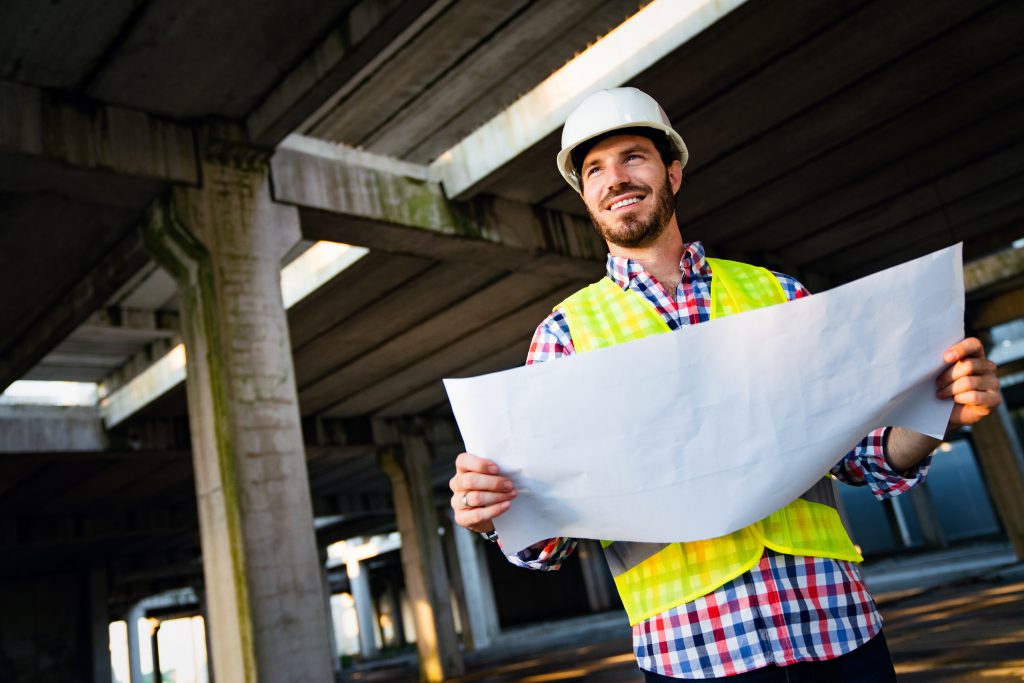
[607, 218, 685, 291]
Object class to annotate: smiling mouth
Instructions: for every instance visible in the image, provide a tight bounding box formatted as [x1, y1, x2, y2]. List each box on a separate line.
[609, 196, 643, 210]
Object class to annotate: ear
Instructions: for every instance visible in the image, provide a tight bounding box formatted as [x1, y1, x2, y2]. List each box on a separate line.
[668, 160, 683, 195]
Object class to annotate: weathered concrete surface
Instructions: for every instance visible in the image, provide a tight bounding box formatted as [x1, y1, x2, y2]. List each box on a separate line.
[0, 227, 151, 393]
[0, 405, 105, 452]
[247, 0, 432, 147]
[970, 406, 1024, 560]
[428, 0, 746, 199]
[144, 143, 333, 682]
[270, 136, 604, 280]
[450, 516, 500, 650]
[0, 80, 197, 183]
[378, 425, 464, 682]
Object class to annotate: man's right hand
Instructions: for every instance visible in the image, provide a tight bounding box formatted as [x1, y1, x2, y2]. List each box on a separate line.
[449, 452, 516, 534]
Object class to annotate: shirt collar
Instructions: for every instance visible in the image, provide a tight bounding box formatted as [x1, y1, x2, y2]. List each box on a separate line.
[605, 241, 711, 290]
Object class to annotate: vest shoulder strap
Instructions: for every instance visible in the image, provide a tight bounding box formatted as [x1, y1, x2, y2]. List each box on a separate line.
[706, 257, 787, 319]
[558, 277, 670, 353]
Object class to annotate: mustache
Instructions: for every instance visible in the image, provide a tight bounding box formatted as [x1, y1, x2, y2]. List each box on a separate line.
[602, 183, 649, 207]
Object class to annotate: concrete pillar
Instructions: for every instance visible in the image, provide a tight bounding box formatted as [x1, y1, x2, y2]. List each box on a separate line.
[378, 432, 464, 681]
[905, 481, 946, 549]
[321, 560, 342, 675]
[450, 515, 500, 649]
[198, 589, 215, 683]
[347, 558, 380, 658]
[127, 602, 144, 683]
[970, 403, 1024, 559]
[149, 620, 163, 683]
[383, 577, 407, 648]
[89, 566, 114, 683]
[144, 133, 334, 682]
[577, 539, 615, 613]
[438, 512, 469, 645]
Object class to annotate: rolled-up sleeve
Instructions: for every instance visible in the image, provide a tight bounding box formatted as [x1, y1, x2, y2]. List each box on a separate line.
[830, 427, 933, 499]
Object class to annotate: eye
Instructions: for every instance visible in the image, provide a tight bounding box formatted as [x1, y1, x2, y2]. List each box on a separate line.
[585, 165, 602, 177]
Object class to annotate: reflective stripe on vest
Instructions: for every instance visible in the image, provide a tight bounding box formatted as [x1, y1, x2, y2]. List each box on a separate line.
[557, 258, 862, 625]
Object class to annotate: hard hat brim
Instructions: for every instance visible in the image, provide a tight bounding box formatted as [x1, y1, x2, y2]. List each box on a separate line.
[556, 121, 688, 194]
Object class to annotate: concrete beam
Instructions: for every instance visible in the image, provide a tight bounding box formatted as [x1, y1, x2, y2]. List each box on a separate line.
[271, 135, 604, 279]
[0, 79, 197, 184]
[965, 244, 1024, 294]
[0, 405, 106, 452]
[968, 288, 1024, 331]
[0, 227, 151, 393]
[247, 0, 442, 147]
[428, 0, 745, 198]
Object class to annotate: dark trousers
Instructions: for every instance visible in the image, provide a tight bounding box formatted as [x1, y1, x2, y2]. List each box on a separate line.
[642, 632, 897, 682]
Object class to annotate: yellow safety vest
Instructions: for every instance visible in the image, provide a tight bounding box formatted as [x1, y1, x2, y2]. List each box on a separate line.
[557, 257, 862, 625]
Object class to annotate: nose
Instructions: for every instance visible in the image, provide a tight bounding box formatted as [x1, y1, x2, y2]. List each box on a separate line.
[604, 162, 630, 190]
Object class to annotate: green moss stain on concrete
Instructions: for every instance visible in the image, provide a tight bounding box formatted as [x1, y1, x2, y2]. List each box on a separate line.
[143, 192, 258, 683]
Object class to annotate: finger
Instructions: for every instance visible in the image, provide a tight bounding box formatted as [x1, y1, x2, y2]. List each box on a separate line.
[456, 500, 511, 529]
[455, 451, 500, 475]
[935, 358, 997, 388]
[937, 374, 1000, 399]
[452, 489, 516, 510]
[951, 389, 1002, 406]
[943, 337, 984, 364]
[454, 471, 514, 493]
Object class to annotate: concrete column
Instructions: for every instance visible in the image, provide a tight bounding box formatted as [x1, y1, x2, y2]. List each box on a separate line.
[450, 516, 500, 649]
[150, 621, 163, 683]
[321, 560, 342, 675]
[905, 481, 946, 549]
[127, 602, 144, 683]
[89, 566, 114, 683]
[438, 512, 469, 645]
[144, 133, 334, 682]
[378, 433, 464, 681]
[577, 539, 615, 613]
[383, 577, 407, 647]
[970, 403, 1024, 559]
[347, 558, 380, 658]
[198, 589, 215, 683]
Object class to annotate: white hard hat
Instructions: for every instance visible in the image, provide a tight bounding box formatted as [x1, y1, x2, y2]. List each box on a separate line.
[556, 87, 688, 193]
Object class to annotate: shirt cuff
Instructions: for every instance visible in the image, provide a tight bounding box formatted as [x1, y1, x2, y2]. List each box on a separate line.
[867, 426, 933, 499]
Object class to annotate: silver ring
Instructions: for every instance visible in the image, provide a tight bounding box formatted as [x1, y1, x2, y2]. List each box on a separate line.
[462, 492, 472, 509]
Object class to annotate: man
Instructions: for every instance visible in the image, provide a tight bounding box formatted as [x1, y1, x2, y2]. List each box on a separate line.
[449, 88, 1001, 680]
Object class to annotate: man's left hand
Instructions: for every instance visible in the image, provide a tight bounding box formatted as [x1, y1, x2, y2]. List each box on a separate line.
[936, 337, 1001, 428]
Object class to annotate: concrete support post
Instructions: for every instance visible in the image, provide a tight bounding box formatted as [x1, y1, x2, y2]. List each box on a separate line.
[347, 558, 380, 658]
[198, 589, 215, 683]
[577, 539, 615, 613]
[378, 432, 464, 681]
[383, 577, 407, 647]
[438, 512, 469, 646]
[970, 404, 1024, 560]
[322, 560, 342, 675]
[450, 516, 500, 649]
[127, 602, 144, 683]
[144, 133, 334, 682]
[905, 482, 946, 549]
[89, 566, 114, 683]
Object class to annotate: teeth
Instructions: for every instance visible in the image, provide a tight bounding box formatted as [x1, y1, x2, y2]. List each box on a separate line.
[610, 197, 641, 210]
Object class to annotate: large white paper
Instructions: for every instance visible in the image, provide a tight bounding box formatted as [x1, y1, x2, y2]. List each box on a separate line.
[444, 244, 964, 552]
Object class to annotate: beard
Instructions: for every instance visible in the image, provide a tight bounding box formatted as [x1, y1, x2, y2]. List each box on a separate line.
[585, 172, 677, 249]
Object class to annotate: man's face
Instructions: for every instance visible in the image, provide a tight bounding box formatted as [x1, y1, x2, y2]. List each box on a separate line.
[579, 134, 681, 249]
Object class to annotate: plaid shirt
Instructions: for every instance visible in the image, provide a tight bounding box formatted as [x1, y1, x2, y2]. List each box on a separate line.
[509, 241, 931, 679]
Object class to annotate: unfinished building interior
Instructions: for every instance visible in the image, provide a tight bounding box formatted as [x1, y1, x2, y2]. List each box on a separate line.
[1, 0, 1024, 681]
